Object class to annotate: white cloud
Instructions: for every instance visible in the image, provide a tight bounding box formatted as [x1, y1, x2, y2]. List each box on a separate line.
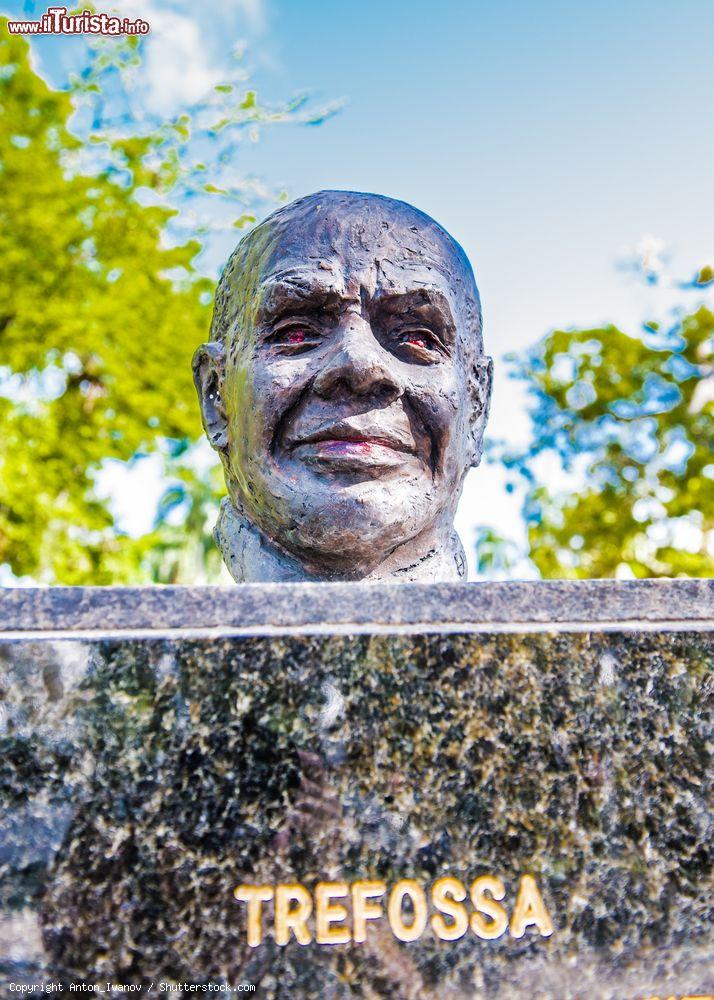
[109, 0, 269, 114]
[130, 7, 223, 114]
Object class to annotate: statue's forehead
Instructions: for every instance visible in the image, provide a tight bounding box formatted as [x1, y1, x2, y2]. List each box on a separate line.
[249, 215, 468, 308]
[260, 207, 461, 271]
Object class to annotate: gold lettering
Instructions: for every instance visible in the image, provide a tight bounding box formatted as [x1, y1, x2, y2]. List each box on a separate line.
[315, 881, 351, 944]
[431, 877, 468, 941]
[387, 879, 428, 942]
[509, 874, 554, 939]
[352, 880, 386, 943]
[234, 884, 274, 948]
[274, 883, 312, 946]
[470, 875, 508, 940]
[235, 872, 558, 948]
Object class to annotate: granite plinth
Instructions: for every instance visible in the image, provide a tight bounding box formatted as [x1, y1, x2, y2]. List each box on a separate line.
[1, 579, 712, 634]
[0, 582, 712, 999]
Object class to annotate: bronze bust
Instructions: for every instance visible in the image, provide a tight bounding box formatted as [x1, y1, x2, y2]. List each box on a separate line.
[193, 190, 492, 582]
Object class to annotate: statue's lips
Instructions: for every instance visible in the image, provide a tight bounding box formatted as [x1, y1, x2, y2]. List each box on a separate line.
[286, 422, 419, 466]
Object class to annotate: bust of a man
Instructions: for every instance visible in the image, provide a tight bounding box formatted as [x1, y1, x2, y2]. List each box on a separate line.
[193, 190, 492, 583]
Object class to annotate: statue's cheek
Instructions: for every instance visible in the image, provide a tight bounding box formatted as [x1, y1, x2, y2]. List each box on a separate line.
[411, 367, 462, 426]
[237, 360, 307, 455]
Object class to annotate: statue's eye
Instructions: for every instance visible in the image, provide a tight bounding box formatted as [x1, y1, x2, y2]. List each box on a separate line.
[399, 329, 441, 353]
[269, 325, 316, 349]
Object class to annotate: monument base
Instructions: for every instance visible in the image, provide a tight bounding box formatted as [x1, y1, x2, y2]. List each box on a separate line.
[0, 581, 711, 999]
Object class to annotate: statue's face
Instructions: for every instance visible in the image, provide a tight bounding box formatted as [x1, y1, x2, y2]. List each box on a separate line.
[197, 195, 490, 575]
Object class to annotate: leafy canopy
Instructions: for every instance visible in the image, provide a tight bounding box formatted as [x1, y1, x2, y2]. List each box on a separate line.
[501, 285, 713, 578]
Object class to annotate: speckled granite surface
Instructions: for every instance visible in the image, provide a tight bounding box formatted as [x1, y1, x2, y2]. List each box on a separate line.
[0, 609, 712, 997]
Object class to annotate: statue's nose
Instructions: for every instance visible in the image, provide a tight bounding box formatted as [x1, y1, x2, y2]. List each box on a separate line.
[312, 315, 403, 402]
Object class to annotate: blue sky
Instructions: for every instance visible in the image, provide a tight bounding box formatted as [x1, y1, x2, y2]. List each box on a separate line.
[5, 0, 714, 576]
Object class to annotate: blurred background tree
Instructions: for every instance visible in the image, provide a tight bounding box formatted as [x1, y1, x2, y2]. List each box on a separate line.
[489, 257, 713, 579]
[0, 20, 337, 583]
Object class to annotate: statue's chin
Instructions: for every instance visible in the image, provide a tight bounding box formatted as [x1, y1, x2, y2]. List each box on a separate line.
[283, 522, 421, 576]
[229, 459, 456, 575]
[216, 495, 462, 583]
[279, 492, 438, 557]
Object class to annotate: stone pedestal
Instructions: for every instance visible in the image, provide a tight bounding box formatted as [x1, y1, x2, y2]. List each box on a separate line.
[0, 581, 711, 999]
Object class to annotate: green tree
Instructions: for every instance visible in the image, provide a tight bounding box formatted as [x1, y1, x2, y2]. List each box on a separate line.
[500, 271, 713, 579]
[0, 22, 336, 583]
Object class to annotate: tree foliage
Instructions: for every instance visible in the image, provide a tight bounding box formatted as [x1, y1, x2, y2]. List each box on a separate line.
[0, 22, 335, 583]
[502, 285, 713, 578]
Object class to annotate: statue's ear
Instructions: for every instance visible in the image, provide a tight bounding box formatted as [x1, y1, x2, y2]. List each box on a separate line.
[192, 341, 228, 453]
[468, 354, 493, 467]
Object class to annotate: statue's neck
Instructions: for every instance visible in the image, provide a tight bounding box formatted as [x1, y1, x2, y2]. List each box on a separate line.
[215, 498, 467, 584]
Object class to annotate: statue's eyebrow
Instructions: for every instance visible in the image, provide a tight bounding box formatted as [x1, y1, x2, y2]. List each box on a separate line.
[372, 287, 457, 339]
[257, 274, 344, 323]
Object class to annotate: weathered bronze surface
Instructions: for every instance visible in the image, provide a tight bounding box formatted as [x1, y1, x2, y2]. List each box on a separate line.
[193, 191, 492, 583]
